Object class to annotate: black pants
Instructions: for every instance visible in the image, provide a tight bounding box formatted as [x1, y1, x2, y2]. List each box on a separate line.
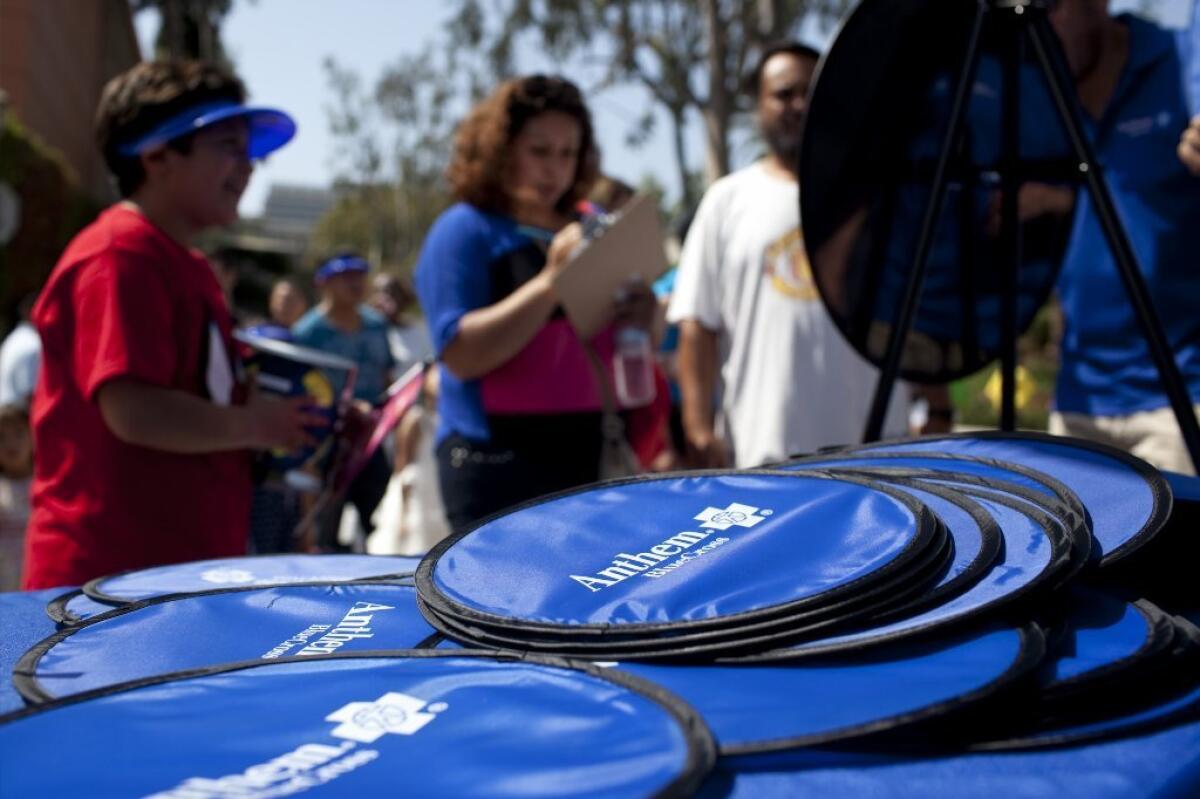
[316, 447, 392, 552]
[437, 413, 605, 534]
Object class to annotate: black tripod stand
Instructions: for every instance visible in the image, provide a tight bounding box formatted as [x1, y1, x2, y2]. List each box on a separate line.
[860, 0, 1200, 472]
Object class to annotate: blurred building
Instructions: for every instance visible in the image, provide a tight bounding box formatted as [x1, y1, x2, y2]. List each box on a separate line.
[259, 183, 339, 241]
[0, 0, 141, 202]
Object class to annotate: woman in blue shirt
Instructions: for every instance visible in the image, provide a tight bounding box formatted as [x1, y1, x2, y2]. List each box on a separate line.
[415, 75, 654, 532]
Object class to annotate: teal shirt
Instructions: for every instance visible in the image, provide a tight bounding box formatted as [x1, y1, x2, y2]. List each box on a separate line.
[291, 306, 394, 403]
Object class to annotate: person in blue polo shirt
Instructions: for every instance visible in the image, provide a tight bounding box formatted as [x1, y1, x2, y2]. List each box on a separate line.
[293, 253, 396, 550]
[1046, 0, 1200, 475]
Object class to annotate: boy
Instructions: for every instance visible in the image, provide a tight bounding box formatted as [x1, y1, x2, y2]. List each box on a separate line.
[23, 61, 322, 589]
[293, 254, 395, 551]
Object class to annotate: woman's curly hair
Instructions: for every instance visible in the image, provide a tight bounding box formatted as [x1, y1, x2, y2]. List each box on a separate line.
[447, 75, 599, 216]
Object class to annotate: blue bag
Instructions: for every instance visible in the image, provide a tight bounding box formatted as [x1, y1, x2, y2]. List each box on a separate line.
[0, 652, 715, 798]
[17, 582, 434, 702]
[84, 553, 422, 605]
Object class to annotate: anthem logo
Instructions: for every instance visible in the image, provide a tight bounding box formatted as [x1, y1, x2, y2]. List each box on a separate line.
[694, 503, 768, 531]
[199, 568, 256, 584]
[569, 501, 770, 592]
[326, 693, 446, 743]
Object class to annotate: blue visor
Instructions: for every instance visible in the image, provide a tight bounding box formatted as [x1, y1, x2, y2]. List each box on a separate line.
[315, 254, 371, 282]
[116, 99, 296, 159]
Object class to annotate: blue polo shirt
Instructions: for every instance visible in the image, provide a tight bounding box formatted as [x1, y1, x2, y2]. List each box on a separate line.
[1055, 14, 1200, 416]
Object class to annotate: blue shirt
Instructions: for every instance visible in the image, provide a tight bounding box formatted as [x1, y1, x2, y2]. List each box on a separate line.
[1055, 14, 1200, 415]
[291, 306, 394, 402]
[415, 203, 617, 445]
[416, 204, 531, 444]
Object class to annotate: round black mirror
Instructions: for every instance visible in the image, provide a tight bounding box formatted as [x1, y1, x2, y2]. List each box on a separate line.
[800, 0, 1078, 383]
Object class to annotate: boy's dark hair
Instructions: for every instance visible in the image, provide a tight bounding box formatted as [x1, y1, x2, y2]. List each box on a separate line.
[95, 61, 246, 197]
[749, 41, 822, 97]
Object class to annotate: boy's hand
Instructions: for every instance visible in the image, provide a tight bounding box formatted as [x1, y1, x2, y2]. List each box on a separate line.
[243, 391, 327, 451]
[684, 426, 730, 469]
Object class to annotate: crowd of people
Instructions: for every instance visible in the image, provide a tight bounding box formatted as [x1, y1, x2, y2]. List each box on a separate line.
[1, 0, 1199, 591]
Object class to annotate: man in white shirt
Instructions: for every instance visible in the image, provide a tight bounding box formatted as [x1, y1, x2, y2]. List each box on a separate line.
[0, 295, 40, 410]
[667, 42, 918, 468]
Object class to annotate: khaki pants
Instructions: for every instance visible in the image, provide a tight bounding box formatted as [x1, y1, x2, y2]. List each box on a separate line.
[1049, 404, 1200, 476]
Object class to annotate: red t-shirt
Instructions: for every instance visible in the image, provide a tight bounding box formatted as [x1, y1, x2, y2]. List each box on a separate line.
[22, 205, 252, 589]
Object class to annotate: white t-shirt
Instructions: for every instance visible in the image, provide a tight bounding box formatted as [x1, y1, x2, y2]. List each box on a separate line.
[387, 322, 433, 376]
[0, 321, 40, 409]
[667, 162, 909, 467]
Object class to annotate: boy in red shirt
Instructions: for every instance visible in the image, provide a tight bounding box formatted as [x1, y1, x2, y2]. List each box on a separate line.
[23, 61, 322, 589]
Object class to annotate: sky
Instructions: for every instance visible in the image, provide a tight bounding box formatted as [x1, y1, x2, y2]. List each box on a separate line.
[133, 0, 1194, 218]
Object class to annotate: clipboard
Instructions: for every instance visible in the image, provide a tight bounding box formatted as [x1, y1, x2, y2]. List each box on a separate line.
[553, 193, 667, 339]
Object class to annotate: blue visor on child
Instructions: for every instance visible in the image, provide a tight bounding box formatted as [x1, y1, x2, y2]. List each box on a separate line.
[315, 255, 370, 283]
[116, 99, 296, 159]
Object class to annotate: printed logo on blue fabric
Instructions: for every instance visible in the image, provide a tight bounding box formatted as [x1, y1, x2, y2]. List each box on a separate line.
[694, 503, 769, 530]
[569, 502, 773, 592]
[144, 691, 444, 798]
[261, 602, 397, 659]
[326, 692, 446, 742]
[201, 568, 257, 584]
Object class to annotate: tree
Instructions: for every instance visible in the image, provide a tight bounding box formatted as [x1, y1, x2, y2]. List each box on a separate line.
[130, 0, 236, 65]
[315, 51, 460, 272]
[444, 0, 852, 208]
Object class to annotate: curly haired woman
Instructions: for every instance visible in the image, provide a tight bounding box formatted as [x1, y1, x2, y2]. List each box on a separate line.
[415, 74, 655, 532]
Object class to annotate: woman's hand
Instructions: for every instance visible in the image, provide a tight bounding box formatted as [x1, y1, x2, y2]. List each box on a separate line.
[545, 222, 585, 279]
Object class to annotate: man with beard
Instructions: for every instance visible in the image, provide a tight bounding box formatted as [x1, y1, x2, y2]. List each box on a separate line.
[667, 42, 915, 468]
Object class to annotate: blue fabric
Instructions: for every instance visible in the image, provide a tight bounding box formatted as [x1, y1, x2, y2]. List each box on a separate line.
[429, 473, 929, 627]
[788, 452, 1076, 507]
[771, 491, 1062, 657]
[443, 627, 1032, 753]
[618, 627, 1029, 753]
[1055, 15, 1200, 415]
[413, 203, 537, 444]
[0, 655, 699, 798]
[27, 583, 436, 700]
[58, 591, 115, 624]
[1050, 595, 1158, 684]
[1189, 1, 1200, 115]
[861, 435, 1165, 562]
[696, 717, 1200, 799]
[291, 305, 394, 402]
[0, 589, 63, 713]
[5, 591, 1200, 794]
[89, 554, 421, 604]
[1165, 469, 1200, 502]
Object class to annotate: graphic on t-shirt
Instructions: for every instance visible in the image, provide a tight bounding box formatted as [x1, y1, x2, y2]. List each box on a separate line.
[763, 228, 817, 301]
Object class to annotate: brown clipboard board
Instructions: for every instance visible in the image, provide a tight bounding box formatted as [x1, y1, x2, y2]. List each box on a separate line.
[553, 193, 667, 339]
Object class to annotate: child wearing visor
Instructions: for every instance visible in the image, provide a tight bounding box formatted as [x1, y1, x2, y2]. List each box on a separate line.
[22, 61, 324, 589]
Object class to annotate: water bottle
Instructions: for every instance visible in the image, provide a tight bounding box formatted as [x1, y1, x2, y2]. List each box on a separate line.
[613, 326, 656, 407]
